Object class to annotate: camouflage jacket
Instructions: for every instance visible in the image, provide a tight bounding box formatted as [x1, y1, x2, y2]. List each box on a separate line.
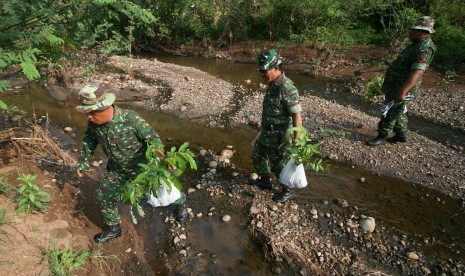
[381, 37, 436, 99]
[77, 105, 161, 172]
[261, 72, 302, 129]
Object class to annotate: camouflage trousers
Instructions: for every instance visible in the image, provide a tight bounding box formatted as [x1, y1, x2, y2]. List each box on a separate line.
[252, 129, 287, 179]
[378, 101, 409, 137]
[98, 167, 185, 226]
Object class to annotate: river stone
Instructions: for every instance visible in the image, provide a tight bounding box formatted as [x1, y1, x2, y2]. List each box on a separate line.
[179, 234, 187, 240]
[249, 206, 259, 214]
[360, 177, 366, 183]
[173, 236, 181, 244]
[359, 216, 376, 233]
[232, 172, 239, 177]
[221, 149, 234, 159]
[64, 127, 73, 133]
[199, 149, 207, 156]
[187, 188, 196, 194]
[256, 221, 263, 228]
[209, 161, 218, 168]
[179, 249, 187, 255]
[407, 252, 420, 260]
[222, 215, 231, 222]
[310, 208, 318, 215]
[180, 105, 187, 112]
[226, 145, 233, 149]
[250, 173, 258, 180]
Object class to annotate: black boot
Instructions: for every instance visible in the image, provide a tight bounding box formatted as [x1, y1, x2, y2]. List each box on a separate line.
[94, 224, 122, 243]
[248, 176, 273, 190]
[273, 186, 295, 203]
[387, 133, 407, 143]
[366, 134, 387, 146]
[175, 202, 188, 222]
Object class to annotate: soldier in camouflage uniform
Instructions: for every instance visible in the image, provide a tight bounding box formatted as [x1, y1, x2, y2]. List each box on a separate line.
[367, 16, 436, 146]
[248, 49, 303, 203]
[76, 84, 188, 243]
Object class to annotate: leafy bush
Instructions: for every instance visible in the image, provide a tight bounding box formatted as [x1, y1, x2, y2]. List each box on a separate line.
[364, 75, 384, 100]
[121, 141, 197, 223]
[15, 174, 51, 215]
[281, 127, 327, 172]
[434, 24, 465, 73]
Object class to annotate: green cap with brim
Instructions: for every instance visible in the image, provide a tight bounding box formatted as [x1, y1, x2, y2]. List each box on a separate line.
[410, 16, 435, 34]
[257, 49, 284, 71]
[76, 84, 116, 113]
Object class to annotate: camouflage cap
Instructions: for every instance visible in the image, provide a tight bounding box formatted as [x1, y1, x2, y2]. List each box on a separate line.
[410, 16, 435, 34]
[76, 84, 116, 113]
[257, 49, 284, 71]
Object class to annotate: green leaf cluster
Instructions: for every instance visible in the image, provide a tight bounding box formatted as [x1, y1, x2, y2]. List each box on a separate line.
[15, 174, 51, 215]
[44, 244, 90, 276]
[363, 75, 384, 100]
[281, 127, 327, 172]
[121, 141, 197, 224]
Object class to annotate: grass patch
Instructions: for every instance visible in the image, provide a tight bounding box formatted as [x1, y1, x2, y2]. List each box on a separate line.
[44, 242, 90, 276]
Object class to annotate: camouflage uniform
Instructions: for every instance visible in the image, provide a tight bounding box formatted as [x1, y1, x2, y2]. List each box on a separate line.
[77, 105, 162, 226]
[377, 36, 435, 137]
[253, 72, 302, 179]
[373, 16, 436, 140]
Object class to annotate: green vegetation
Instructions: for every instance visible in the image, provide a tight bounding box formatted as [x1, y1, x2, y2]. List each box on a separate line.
[121, 141, 197, 223]
[364, 75, 384, 100]
[281, 127, 327, 172]
[43, 241, 91, 276]
[0, 176, 12, 196]
[1, 0, 464, 101]
[15, 174, 51, 215]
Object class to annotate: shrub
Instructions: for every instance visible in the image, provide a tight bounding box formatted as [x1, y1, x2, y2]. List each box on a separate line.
[15, 174, 51, 215]
[364, 75, 384, 100]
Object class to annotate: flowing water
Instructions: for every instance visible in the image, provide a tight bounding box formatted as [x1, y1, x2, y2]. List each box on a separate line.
[1, 56, 464, 273]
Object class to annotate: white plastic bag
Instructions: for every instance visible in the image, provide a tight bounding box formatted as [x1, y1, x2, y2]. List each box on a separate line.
[279, 158, 308, 188]
[146, 179, 182, 207]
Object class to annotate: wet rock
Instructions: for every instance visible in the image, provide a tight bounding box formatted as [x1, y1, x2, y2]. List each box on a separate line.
[407, 252, 420, 260]
[209, 161, 218, 168]
[335, 198, 349, 208]
[220, 149, 234, 159]
[359, 216, 376, 233]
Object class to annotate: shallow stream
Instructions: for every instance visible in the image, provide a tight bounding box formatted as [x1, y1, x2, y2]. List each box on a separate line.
[1, 56, 464, 273]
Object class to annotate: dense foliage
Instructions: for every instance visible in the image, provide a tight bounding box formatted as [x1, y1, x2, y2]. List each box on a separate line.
[1, 0, 464, 97]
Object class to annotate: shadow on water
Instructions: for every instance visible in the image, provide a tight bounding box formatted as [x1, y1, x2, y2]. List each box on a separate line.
[1, 73, 464, 271]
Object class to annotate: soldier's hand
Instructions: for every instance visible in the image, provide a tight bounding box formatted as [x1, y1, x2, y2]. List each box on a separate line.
[77, 170, 83, 177]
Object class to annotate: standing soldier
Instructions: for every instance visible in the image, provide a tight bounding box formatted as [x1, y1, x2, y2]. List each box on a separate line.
[76, 84, 188, 243]
[367, 16, 436, 146]
[248, 49, 303, 203]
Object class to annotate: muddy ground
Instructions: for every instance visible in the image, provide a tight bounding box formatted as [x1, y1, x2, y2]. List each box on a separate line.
[1, 44, 465, 275]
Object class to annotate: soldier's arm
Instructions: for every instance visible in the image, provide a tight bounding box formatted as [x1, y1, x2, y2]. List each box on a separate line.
[396, 69, 424, 102]
[292, 112, 302, 140]
[282, 86, 303, 140]
[76, 127, 98, 173]
[133, 115, 161, 146]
